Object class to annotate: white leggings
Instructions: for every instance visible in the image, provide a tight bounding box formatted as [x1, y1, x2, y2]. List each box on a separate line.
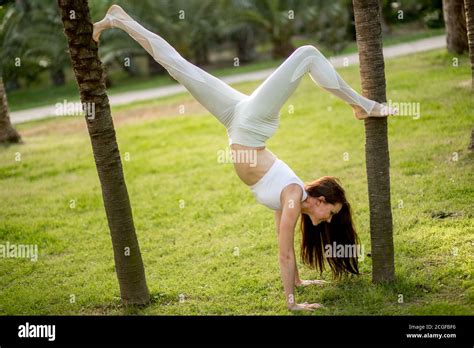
[101, 6, 377, 147]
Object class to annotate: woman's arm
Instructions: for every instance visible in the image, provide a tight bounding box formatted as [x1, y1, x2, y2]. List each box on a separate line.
[275, 210, 301, 284]
[276, 208, 331, 289]
[278, 185, 322, 311]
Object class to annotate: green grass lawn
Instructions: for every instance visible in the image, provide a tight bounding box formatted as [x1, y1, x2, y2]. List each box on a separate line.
[0, 48, 473, 315]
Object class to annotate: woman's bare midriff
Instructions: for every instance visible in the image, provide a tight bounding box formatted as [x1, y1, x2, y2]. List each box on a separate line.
[230, 143, 277, 186]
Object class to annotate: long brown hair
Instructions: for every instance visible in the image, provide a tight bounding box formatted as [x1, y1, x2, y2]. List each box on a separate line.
[300, 176, 360, 278]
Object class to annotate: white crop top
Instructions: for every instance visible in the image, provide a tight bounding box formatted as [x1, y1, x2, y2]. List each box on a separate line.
[249, 158, 308, 211]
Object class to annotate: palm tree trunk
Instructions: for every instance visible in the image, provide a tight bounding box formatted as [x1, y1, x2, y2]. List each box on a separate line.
[443, 0, 469, 54]
[464, 0, 474, 150]
[465, 0, 474, 90]
[57, 0, 150, 305]
[0, 77, 21, 144]
[352, 0, 395, 283]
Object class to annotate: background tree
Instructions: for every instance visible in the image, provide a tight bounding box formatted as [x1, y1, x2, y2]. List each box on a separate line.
[302, 0, 352, 54]
[352, 0, 395, 283]
[0, 76, 21, 144]
[162, 0, 220, 65]
[443, 0, 469, 53]
[230, 0, 299, 58]
[0, 0, 70, 88]
[220, 0, 259, 63]
[227, 22, 258, 63]
[0, 4, 21, 144]
[0, 0, 39, 90]
[23, 0, 70, 86]
[381, 0, 445, 29]
[464, 0, 474, 90]
[464, 0, 474, 151]
[57, 0, 150, 305]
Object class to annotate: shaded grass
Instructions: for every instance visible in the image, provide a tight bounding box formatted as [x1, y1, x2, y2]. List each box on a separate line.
[0, 48, 472, 315]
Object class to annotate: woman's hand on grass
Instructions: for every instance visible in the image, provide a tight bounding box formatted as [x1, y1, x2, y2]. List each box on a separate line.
[288, 302, 324, 311]
[295, 279, 330, 287]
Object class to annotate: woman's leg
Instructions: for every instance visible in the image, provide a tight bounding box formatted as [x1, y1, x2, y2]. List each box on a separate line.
[93, 5, 247, 128]
[244, 45, 391, 121]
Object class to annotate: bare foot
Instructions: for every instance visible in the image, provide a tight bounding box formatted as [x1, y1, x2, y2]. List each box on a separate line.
[92, 4, 131, 42]
[92, 14, 112, 42]
[353, 102, 398, 120]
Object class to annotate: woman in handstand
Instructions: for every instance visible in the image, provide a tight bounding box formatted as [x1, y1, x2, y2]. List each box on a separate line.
[93, 5, 396, 312]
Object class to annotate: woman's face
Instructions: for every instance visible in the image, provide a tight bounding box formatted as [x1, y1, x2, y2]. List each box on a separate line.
[309, 196, 342, 225]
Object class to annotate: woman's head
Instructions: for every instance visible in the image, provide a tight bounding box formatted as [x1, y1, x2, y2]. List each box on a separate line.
[300, 176, 360, 278]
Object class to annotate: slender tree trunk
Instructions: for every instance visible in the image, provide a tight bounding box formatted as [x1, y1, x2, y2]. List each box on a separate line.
[352, 0, 395, 283]
[0, 77, 21, 144]
[443, 0, 469, 54]
[464, 0, 474, 150]
[465, 0, 474, 90]
[57, 0, 150, 305]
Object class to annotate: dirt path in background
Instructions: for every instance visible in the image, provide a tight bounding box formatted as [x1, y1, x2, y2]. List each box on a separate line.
[20, 98, 206, 138]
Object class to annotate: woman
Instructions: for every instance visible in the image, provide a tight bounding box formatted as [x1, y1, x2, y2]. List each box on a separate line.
[93, 5, 395, 312]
